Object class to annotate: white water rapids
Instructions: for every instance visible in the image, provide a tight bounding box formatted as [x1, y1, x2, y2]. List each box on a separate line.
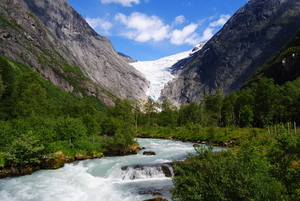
[0, 138, 224, 201]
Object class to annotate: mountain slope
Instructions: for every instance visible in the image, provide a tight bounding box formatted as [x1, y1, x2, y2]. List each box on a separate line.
[159, 0, 300, 105]
[244, 29, 300, 87]
[0, 0, 148, 105]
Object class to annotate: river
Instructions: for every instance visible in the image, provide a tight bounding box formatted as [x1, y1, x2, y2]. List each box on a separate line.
[0, 138, 224, 201]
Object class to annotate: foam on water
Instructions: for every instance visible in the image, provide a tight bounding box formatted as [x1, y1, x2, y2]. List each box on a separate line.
[0, 138, 223, 201]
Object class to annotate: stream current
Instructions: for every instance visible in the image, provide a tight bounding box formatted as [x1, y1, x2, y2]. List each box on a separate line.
[0, 138, 224, 201]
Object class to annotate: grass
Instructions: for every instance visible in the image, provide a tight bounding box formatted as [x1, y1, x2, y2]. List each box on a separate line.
[136, 125, 270, 146]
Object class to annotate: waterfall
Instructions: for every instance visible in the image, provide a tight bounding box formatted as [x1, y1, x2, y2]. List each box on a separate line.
[117, 164, 174, 180]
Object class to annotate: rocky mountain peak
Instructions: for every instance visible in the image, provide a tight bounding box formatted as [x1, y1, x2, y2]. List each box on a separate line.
[0, 0, 148, 105]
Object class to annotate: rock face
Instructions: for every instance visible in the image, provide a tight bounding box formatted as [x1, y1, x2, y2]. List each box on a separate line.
[244, 29, 300, 87]
[0, 0, 148, 105]
[159, 0, 300, 105]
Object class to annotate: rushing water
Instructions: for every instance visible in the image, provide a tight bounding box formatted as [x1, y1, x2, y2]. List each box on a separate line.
[0, 138, 224, 201]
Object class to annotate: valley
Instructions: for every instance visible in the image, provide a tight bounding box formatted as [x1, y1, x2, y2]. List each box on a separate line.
[0, 0, 300, 200]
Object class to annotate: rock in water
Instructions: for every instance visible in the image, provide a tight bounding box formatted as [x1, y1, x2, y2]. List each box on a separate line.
[143, 151, 156, 155]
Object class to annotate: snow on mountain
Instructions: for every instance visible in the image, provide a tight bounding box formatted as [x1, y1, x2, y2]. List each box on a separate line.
[130, 43, 205, 101]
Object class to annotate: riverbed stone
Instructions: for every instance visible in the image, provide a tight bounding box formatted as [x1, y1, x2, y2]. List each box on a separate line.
[143, 151, 156, 155]
[143, 197, 169, 201]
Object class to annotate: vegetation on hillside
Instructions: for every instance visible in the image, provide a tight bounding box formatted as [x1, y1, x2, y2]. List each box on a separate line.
[0, 56, 136, 168]
[1, 48, 300, 198]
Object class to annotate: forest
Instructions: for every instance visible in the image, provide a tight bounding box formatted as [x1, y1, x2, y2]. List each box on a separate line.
[0, 54, 300, 199]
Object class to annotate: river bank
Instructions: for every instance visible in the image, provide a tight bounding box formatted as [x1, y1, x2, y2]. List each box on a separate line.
[1, 138, 215, 201]
[0, 146, 141, 179]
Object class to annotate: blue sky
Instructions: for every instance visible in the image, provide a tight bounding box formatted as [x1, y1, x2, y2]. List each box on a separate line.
[67, 0, 247, 61]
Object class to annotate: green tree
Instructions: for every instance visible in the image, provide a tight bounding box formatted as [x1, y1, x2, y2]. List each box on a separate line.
[159, 99, 178, 127]
[109, 98, 135, 124]
[0, 121, 12, 152]
[132, 99, 143, 127]
[100, 117, 121, 136]
[268, 132, 300, 198]
[111, 122, 137, 149]
[13, 72, 49, 117]
[54, 116, 87, 143]
[143, 97, 159, 125]
[235, 87, 255, 127]
[171, 145, 286, 201]
[221, 92, 237, 126]
[253, 78, 279, 127]
[239, 105, 254, 127]
[0, 57, 17, 120]
[14, 82, 49, 117]
[203, 89, 223, 125]
[178, 102, 202, 126]
[0, 73, 4, 99]
[4, 132, 44, 166]
[81, 113, 99, 136]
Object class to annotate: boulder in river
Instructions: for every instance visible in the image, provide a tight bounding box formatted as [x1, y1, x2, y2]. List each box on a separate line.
[143, 151, 156, 155]
[143, 197, 169, 201]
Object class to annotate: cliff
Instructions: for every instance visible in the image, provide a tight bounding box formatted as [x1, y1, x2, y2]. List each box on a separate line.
[159, 0, 300, 105]
[0, 0, 148, 105]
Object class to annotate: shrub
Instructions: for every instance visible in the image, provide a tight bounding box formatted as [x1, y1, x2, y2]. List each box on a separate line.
[4, 132, 44, 166]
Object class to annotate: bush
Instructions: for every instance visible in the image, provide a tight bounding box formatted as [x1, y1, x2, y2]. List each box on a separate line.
[4, 132, 44, 166]
[54, 116, 87, 142]
[171, 144, 286, 201]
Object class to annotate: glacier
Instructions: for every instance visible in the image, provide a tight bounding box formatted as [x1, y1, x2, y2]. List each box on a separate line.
[130, 43, 205, 101]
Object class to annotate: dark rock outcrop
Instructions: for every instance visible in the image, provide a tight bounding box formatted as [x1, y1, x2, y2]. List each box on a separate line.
[244, 29, 300, 87]
[0, 0, 148, 105]
[159, 0, 300, 105]
[143, 197, 169, 201]
[103, 146, 141, 156]
[143, 151, 156, 155]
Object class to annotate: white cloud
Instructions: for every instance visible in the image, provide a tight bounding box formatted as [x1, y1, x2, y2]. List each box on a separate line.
[200, 27, 214, 41]
[85, 17, 113, 34]
[86, 17, 112, 30]
[173, 15, 185, 25]
[86, 10, 232, 47]
[101, 0, 140, 7]
[170, 23, 199, 45]
[115, 12, 170, 42]
[209, 14, 231, 27]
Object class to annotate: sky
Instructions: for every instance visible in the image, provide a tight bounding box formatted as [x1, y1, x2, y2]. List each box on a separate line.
[66, 0, 247, 61]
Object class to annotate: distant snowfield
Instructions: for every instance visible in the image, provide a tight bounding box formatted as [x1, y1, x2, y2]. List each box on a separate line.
[130, 43, 204, 101]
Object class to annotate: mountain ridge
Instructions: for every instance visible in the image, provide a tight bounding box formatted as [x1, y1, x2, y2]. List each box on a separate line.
[0, 0, 149, 105]
[159, 0, 300, 105]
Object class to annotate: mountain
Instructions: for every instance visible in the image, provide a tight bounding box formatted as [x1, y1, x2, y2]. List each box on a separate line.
[244, 29, 300, 87]
[0, 0, 148, 105]
[130, 43, 205, 101]
[117, 52, 137, 63]
[159, 0, 300, 105]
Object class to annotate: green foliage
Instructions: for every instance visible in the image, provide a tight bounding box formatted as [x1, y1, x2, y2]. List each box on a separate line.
[100, 117, 121, 136]
[4, 132, 44, 166]
[54, 116, 87, 142]
[0, 121, 12, 151]
[268, 131, 300, 198]
[81, 113, 99, 135]
[171, 142, 287, 201]
[110, 122, 137, 149]
[0, 73, 4, 99]
[159, 99, 178, 127]
[109, 98, 135, 124]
